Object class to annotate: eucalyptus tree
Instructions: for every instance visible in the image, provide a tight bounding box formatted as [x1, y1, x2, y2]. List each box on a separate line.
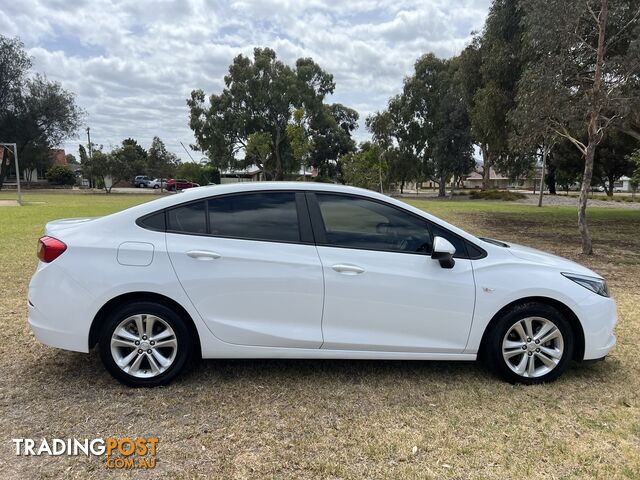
[517, 0, 640, 254]
[456, 0, 526, 190]
[188, 48, 338, 180]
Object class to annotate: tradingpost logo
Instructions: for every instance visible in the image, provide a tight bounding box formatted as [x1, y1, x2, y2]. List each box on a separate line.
[12, 437, 159, 470]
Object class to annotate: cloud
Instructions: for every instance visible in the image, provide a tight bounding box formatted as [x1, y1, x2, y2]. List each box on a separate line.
[3, 0, 490, 158]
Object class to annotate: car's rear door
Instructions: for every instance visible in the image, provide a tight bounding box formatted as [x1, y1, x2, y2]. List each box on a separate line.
[308, 192, 476, 353]
[166, 191, 324, 348]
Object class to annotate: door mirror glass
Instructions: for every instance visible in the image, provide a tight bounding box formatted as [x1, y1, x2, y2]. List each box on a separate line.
[431, 236, 456, 269]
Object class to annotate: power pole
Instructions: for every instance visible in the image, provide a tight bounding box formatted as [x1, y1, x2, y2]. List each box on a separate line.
[86, 127, 92, 158]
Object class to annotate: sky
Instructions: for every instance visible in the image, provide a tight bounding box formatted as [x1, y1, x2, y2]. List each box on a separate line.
[1, 0, 491, 161]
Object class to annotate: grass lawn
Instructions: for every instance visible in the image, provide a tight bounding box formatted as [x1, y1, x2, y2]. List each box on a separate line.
[1, 191, 639, 479]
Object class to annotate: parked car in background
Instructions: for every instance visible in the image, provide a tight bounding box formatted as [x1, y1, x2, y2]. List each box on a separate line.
[148, 178, 167, 189]
[166, 179, 200, 191]
[28, 183, 616, 387]
[134, 175, 151, 188]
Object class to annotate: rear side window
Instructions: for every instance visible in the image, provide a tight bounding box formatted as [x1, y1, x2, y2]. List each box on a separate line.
[167, 201, 206, 234]
[208, 192, 300, 242]
[137, 211, 166, 231]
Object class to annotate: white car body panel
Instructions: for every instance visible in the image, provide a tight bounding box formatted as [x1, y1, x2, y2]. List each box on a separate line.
[316, 246, 475, 352]
[166, 233, 324, 348]
[28, 182, 616, 363]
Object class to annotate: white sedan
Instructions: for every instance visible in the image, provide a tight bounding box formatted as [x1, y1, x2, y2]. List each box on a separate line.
[28, 183, 617, 387]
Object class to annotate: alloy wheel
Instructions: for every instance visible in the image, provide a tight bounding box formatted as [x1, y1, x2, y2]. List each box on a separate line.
[501, 316, 564, 378]
[110, 314, 178, 378]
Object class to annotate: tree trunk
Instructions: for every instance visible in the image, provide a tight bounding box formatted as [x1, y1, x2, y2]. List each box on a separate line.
[481, 145, 492, 191]
[438, 174, 446, 197]
[578, 142, 597, 254]
[578, 0, 608, 255]
[0, 147, 8, 190]
[538, 145, 547, 207]
[606, 174, 614, 197]
[547, 163, 557, 194]
[400, 179, 405, 194]
[274, 130, 284, 181]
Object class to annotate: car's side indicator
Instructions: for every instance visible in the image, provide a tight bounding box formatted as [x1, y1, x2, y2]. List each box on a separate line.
[482, 287, 495, 293]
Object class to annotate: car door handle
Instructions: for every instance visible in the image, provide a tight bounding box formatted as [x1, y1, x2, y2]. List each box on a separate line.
[332, 264, 365, 275]
[186, 250, 221, 261]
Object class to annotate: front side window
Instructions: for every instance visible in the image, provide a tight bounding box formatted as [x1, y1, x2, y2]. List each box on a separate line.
[208, 192, 300, 242]
[316, 193, 431, 253]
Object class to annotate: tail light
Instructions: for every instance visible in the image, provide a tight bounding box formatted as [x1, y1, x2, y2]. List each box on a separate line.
[37, 236, 67, 263]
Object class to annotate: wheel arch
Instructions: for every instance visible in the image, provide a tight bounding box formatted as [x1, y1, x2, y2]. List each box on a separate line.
[479, 296, 585, 361]
[89, 291, 202, 358]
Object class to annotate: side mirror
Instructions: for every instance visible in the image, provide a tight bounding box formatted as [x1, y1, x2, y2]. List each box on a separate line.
[431, 236, 456, 269]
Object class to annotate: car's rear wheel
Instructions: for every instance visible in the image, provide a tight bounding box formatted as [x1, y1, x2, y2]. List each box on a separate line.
[484, 303, 574, 384]
[98, 301, 194, 387]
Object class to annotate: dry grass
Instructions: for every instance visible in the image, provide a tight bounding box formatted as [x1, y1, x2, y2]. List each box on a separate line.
[0, 192, 639, 479]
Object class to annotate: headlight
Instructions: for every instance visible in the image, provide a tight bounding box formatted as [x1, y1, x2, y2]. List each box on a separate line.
[561, 273, 609, 297]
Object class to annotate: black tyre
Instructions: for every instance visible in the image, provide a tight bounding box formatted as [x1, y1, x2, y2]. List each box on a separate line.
[99, 301, 195, 387]
[483, 303, 574, 384]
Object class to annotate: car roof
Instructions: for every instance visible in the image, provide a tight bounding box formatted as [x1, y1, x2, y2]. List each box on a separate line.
[116, 182, 480, 243]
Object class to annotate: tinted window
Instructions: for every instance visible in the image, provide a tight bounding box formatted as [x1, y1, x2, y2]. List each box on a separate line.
[316, 194, 431, 253]
[208, 192, 300, 242]
[138, 211, 165, 231]
[167, 201, 206, 234]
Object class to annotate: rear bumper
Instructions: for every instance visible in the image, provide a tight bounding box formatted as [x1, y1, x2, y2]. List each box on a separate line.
[27, 262, 93, 353]
[29, 302, 88, 352]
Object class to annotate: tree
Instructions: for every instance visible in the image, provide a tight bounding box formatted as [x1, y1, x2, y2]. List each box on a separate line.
[549, 140, 584, 194]
[111, 139, 148, 183]
[456, 0, 526, 190]
[90, 149, 117, 193]
[65, 153, 78, 165]
[592, 131, 637, 196]
[306, 103, 359, 179]
[147, 136, 179, 189]
[188, 48, 337, 180]
[46, 165, 75, 185]
[371, 53, 474, 196]
[286, 108, 313, 177]
[339, 142, 387, 191]
[518, 0, 640, 254]
[175, 161, 219, 186]
[628, 149, 640, 197]
[0, 41, 83, 190]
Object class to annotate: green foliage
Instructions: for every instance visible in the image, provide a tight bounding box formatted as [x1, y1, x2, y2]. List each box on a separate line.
[369, 53, 474, 195]
[65, 153, 78, 165]
[147, 136, 179, 183]
[339, 143, 386, 191]
[469, 189, 526, 201]
[0, 34, 83, 190]
[188, 47, 354, 181]
[627, 149, 640, 193]
[457, 0, 526, 186]
[45, 165, 76, 186]
[175, 162, 220, 186]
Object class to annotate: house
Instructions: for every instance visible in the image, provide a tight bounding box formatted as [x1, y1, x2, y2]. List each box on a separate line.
[2, 148, 70, 185]
[463, 168, 511, 189]
[219, 165, 317, 183]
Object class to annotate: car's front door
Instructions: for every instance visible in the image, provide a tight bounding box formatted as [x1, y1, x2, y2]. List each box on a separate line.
[166, 191, 324, 348]
[308, 192, 476, 353]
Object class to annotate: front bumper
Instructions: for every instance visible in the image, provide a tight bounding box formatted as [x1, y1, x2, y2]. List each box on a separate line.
[580, 294, 617, 360]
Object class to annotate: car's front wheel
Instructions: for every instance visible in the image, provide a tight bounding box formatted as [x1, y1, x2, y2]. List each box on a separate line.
[484, 303, 574, 384]
[98, 301, 194, 387]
